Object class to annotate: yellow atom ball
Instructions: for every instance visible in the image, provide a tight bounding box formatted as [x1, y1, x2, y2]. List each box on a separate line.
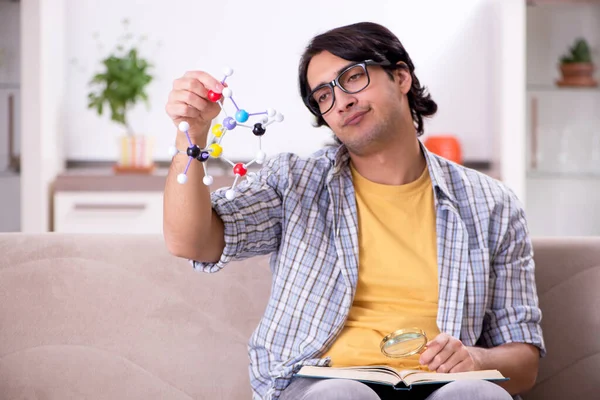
[211, 124, 224, 137]
[209, 143, 223, 158]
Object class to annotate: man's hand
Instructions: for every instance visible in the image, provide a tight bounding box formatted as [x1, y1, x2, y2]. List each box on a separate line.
[418, 333, 480, 373]
[165, 70, 226, 140]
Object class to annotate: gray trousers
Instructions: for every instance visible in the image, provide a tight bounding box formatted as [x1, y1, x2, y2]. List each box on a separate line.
[279, 377, 513, 400]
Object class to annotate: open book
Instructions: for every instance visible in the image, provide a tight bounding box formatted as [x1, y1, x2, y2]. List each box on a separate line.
[296, 365, 507, 390]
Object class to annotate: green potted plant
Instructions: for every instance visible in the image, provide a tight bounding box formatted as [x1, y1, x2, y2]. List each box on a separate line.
[87, 19, 156, 173]
[557, 38, 597, 87]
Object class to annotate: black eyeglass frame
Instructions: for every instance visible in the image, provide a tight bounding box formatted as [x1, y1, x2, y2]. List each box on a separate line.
[305, 59, 392, 117]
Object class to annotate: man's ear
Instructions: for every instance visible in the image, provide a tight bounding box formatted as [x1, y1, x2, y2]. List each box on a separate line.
[394, 61, 412, 94]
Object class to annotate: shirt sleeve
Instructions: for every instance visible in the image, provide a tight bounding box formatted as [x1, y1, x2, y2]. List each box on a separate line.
[189, 154, 290, 273]
[479, 189, 547, 358]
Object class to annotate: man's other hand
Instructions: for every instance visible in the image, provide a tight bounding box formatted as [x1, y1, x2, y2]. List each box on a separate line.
[418, 332, 480, 373]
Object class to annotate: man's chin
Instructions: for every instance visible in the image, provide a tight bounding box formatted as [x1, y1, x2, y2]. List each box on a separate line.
[342, 134, 382, 156]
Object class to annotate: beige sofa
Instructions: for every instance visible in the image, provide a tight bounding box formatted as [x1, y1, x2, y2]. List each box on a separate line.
[0, 233, 598, 399]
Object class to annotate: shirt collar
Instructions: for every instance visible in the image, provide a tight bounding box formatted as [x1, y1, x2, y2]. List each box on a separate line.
[328, 140, 457, 205]
[419, 141, 457, 205]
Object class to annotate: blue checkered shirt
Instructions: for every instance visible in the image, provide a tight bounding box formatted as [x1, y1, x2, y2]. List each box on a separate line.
[191, 143, 546, 400]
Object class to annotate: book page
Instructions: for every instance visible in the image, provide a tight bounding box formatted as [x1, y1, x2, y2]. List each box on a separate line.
[400, 369, 506, 386]
[296, 366, 400, 386]
[336, 365, 402, 379]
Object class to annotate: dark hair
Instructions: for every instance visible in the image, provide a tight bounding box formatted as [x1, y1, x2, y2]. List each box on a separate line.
[298, 22, 437, 136]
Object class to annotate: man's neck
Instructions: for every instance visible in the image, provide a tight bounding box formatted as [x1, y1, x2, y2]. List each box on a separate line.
[348, 135, 426, 186]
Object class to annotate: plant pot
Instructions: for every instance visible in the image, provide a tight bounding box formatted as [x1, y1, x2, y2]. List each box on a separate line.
[113, 134, 156, 174]
[423, 135, 462, 164]
[556, 62, 597, 87]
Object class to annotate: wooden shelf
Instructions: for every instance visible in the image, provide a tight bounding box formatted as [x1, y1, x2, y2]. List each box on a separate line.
[527, 84, 600, 92]
[528, 171, 600, 179]
[528, 0, 600, 4]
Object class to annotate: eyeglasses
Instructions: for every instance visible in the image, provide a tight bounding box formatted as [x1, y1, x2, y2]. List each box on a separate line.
[305, 59, 391, 117]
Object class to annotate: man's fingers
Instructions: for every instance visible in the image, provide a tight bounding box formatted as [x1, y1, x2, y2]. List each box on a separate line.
[169, 89, 210, 114]
[426, 332, 450, 348]
[172, 77, 210, 98]
[419, 333, 450, 365]
[182, 71, 224, 93]
[426, 345, 455, 371]
[436, 348, 467, 373]
[448, 357, 474, 373]
[165, 102, 201, 120]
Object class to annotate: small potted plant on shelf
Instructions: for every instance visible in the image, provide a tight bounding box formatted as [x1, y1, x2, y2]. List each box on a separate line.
[87, 19, 156, 173]
[556, 38, 597, 87]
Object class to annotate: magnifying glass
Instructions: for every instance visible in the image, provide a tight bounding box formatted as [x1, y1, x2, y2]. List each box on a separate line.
[380, 328, 428, 358]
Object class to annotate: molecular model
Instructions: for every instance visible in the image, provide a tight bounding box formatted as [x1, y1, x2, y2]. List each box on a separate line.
[168, 66, 284, 200]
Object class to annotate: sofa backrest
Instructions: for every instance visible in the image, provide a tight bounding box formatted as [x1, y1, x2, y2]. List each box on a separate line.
[0, 234, 599, 399]
[523, 237, 600, 400]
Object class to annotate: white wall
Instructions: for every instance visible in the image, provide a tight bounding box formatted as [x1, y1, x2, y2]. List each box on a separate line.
[497, 0, 526, 206]
[63, 0, 503, 165]
[20, 0, 67, 232]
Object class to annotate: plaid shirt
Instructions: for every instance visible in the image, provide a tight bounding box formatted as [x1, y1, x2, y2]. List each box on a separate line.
[191, 142, 546, 400]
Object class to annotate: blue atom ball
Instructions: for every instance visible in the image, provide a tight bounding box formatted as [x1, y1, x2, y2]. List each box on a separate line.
[235, 110, 249, 123]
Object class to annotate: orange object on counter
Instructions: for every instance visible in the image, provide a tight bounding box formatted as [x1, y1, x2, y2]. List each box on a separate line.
[423, 135, 462, 164]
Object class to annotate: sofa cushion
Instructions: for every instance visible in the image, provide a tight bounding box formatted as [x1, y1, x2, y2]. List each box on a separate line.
[0, 233, 272, 399]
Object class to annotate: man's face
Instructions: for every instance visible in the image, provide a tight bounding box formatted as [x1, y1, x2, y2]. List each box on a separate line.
[306, 51, 412, 155]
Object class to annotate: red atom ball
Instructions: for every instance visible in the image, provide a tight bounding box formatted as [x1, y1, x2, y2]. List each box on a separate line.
[233, 163, 247, 177]
[207, 90, 222, 102]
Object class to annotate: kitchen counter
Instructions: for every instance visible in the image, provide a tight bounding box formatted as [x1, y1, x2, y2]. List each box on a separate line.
[54, 162, 237, 192]
[54, 167, 169, 192]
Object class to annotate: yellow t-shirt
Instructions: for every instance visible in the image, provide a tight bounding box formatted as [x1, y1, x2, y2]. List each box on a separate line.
[322, 163, 440, 370]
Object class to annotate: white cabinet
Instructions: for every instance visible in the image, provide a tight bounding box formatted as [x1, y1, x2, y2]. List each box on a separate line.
[53, 169, 235, 234]
[53, 191, 164, 234]
[525, 1, 600, 236]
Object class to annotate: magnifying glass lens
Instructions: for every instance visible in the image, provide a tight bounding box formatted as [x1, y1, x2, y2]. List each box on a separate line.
[380, 329, 427, 358]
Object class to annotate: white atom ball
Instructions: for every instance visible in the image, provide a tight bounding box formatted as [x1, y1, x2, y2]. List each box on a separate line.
[261, 116, 269, 124]
[203, 175, 213, 186]
[275, 113, 284, 122]
[168, 146, 178, 157]
[222, 87, 233, 98]
[177, 173, 188, 184]
[267, 108, 276, 117]
[223, 66, 233, 77]
[178, 121, 190, 132]
[225, 189, 236, 200]
[256, 150, 266, 164]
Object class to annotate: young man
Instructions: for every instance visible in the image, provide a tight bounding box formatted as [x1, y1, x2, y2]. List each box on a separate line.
[163, 22, 545, 400]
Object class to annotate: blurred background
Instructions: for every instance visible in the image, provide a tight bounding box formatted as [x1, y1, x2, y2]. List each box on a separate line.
[0, 0, 598, 237]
